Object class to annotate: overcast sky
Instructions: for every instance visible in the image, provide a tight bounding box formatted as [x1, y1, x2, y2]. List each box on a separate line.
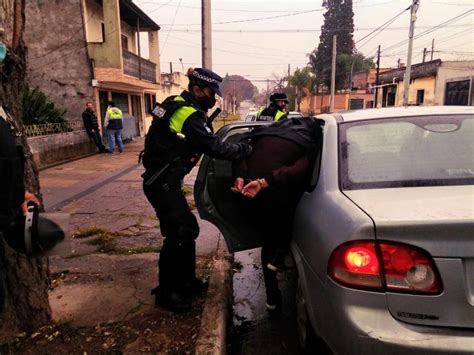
[134, 0, 474, 90]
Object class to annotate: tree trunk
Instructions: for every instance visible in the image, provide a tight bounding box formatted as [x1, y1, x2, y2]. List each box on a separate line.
[0, 0, 51, 338]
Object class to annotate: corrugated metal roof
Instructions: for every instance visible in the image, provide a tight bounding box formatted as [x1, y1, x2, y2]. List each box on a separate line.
[379, 59, 442, 84]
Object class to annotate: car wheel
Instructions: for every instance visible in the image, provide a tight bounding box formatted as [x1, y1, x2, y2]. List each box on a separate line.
[296, 277, 332, 354]
[296, 277, 312, 349]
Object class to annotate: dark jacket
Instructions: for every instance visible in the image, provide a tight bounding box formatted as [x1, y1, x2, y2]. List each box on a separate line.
[143, 90, 249, 179]
[236, 117, 322, 202]
[82, 108, 100, 134]
[0, 115, 24, 232]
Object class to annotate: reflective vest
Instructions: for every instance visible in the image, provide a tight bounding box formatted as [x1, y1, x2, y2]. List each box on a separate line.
[256, 106, 285, 122]
[107, 108, 123, 130]
[168, 96, 197, 137]
[142, 95, 202, 172]
[107, 108, 123, 120]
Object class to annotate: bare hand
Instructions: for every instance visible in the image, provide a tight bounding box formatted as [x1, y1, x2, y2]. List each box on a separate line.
[241, 180, 261, 198]
[231, 177, 244, 193]
[21, 191, 41, 215]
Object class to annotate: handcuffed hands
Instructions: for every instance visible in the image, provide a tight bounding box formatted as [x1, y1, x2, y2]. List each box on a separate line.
[231, 177, 268, 198]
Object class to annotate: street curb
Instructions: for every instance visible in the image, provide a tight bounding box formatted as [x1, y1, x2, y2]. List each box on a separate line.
[195, 249, 233, 355]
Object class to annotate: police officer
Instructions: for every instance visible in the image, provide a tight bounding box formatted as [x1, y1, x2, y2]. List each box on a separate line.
[0, 107, 41, 317]
[256, 93, 289, 122]
[142, 68, 252, 312]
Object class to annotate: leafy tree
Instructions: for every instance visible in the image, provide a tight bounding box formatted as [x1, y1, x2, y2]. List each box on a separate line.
[289, 67, 316, 110]
[220, 74, 258, 111]
[314, 0, 355, 88]
[336, 52, 375, 89]
[0, 0, 51, 337]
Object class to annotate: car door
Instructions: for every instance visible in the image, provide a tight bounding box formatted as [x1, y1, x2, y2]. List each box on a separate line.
[194, 121, 271, 252]
[194, 119, 325, 253]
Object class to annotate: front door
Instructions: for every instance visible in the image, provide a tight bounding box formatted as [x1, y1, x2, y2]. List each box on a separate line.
[131, 95, 143, 135]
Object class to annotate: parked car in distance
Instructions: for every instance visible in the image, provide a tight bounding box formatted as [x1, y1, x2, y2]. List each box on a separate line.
[195, 106, 474, 354]
[244, 110, 303, 122]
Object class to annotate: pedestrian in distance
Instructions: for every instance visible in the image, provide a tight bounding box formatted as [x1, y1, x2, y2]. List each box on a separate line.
[104, 101, 124, 154]
[256, 92, 289, 122]
[82, 102, 107, 153]
[141, 67, 252, 313]
[231, 116, 322, 311]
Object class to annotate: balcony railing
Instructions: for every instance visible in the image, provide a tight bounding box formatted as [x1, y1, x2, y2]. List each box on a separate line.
[25, 121, 84, 137]
[122, 49, 156, 83]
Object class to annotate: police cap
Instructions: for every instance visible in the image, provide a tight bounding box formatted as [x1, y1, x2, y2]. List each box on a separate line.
[270, 93, 289, 103]
[189, 68, 223, 97]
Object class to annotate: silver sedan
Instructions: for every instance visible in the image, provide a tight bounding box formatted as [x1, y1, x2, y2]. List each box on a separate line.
[195, 106, 474, 354]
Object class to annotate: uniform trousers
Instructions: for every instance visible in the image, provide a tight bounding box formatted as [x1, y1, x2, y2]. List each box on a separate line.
[143, 173, 199, 295]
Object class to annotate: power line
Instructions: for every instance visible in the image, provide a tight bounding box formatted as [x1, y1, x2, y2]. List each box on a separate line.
[381, 9, 474, 53]
[160, 0, 182, 55]
[161, 24, 473, 33]
[160, 8, 325, 26]
[355, 6, 410, 51]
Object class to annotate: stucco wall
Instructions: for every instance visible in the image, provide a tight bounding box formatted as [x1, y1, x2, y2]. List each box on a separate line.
[25, 0, 94, 121]
[394, 77, 436, 106]
[28, 131, 97, 169]
[436, 61, 474, 105]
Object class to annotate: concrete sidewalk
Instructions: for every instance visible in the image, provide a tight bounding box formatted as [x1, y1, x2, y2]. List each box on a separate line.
[40, 138, 231, 353]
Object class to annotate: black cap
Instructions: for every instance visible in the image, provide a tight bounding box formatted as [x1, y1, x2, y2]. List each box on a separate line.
[189, 68, 223, 96]
[270, 93, 289, 103]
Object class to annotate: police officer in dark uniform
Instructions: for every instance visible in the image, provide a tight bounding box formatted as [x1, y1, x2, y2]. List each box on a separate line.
[256, 93, 289, 122]
[0, 107, 41, 317]
[142, 68, 252, 312]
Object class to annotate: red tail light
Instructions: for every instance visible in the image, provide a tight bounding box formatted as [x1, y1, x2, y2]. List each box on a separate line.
[328, 241, 442, 294]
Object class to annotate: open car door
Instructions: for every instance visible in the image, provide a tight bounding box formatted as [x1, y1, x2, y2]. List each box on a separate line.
[194, 121, 271, 253]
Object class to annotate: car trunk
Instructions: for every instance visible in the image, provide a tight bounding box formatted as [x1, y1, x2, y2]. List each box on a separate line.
[344, 186, 474, 329]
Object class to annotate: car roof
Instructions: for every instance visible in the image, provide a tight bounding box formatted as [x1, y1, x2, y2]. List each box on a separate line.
[334, 106, 474, 122]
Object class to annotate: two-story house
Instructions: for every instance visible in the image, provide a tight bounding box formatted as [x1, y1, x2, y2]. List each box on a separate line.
[26, 0, 160, 140]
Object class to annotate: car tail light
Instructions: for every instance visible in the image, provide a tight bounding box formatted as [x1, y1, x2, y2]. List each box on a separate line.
[328, 241, 442, 294]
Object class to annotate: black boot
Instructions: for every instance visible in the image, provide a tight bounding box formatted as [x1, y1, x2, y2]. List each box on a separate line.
[151, 286, 192, 313]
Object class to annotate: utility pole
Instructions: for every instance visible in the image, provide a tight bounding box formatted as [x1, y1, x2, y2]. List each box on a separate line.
[169, 62, 173, 73]
[430, 38, 435, 61]
[330, 34, 337, 112]
[375, 45, 381, 108]
[266, 79, 269, 104]
[422, 48, 427, 62]
[403, 0, 420, 106]
[201, 0, 212, 69]
[232, 79, 236, 115]
[397, 58, 401, 68]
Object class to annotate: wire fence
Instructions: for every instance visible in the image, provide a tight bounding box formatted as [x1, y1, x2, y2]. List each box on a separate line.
[25, 120, 85, 137]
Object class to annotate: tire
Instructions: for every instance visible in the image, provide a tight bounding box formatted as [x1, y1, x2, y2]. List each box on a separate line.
[296, 277, 332, 354]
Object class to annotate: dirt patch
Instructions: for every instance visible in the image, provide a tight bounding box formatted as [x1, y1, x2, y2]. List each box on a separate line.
[0, 296, 206, 354]
[1, 257, 215, 354]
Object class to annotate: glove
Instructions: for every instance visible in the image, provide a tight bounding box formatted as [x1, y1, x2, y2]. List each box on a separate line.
[238, 143, 252, 157]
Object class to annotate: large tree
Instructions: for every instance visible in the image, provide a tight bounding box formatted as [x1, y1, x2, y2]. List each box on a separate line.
[314, 0, 354, 88]
[220, 74, 258, 111]
[0, 0, 51, 339]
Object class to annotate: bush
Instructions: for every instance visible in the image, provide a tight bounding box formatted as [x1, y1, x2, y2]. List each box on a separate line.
[22, 86, 68, 126]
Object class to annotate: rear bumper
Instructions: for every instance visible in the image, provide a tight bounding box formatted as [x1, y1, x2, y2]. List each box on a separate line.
[292, 246, 474, 354]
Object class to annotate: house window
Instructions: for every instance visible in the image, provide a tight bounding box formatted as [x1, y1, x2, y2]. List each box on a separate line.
[101, 22, 106, 42]
[416, 90, 425, 105]
[445, 79, 470, 105]
[144, 93, 156, 114]
[111, 92, 129, 113]
[121, 35, 129, 51]
[349, 99, 364, 110]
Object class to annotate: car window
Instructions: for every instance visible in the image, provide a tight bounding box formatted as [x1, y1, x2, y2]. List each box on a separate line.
[339, 115, 474, 189]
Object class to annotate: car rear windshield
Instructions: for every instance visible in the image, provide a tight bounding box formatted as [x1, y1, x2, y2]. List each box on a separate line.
[339, 115, 474, 190]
